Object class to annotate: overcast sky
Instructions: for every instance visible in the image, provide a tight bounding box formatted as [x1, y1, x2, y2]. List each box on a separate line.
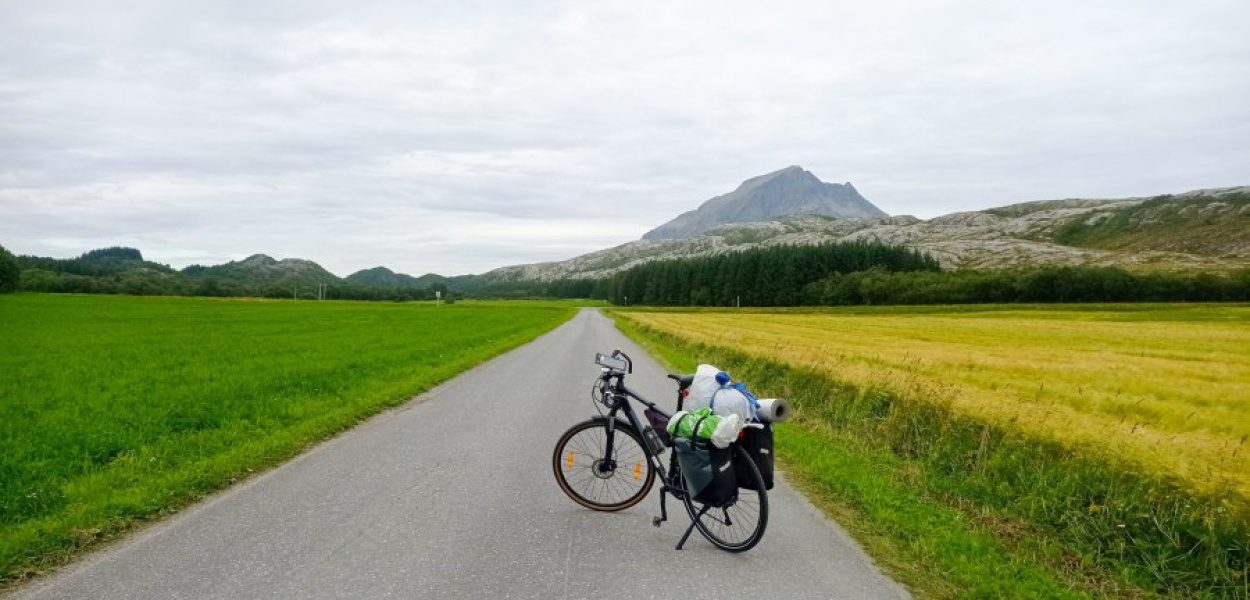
[2, 1, 1247, 276]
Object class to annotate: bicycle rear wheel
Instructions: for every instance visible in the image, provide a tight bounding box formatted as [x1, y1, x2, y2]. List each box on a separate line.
[553, 419, 656, 511]
[682, 444, 768, 552]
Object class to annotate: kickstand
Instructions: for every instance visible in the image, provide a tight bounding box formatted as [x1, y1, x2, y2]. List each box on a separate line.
[653, 488, 670, 528]
[675, 505, 710, 550]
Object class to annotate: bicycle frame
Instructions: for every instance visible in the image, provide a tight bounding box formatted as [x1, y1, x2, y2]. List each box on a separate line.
[598, 372, 676, 477]
[595, 365, 708, 548]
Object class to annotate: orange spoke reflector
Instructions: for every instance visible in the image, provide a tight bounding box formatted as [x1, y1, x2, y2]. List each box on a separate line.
[567, 451, 574, 469]
[634, 462, 641, 479]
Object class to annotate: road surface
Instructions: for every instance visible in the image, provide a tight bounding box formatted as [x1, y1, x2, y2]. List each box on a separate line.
[9, 308, 910, 600]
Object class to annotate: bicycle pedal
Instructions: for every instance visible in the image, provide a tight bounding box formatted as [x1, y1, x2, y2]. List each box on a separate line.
[652, 516, 663, 528]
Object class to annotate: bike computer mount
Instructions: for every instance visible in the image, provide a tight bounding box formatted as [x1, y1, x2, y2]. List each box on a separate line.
[595, 350, 632, 374]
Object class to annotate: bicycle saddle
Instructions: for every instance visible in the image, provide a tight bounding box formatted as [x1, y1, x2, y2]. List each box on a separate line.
[667, 373, 695, 389]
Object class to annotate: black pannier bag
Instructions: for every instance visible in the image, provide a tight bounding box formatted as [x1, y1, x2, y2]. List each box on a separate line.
[643, 407, 673, 447]
[734, 422, 774, 490]
[673, 438, 738, 507]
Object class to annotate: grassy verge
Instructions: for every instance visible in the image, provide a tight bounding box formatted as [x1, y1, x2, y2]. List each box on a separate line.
[0, 294, 574, 584]
[612, 311, 1248, 600]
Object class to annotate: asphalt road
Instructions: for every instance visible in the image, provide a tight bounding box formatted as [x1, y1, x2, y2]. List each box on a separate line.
[9, 308, 910, 600]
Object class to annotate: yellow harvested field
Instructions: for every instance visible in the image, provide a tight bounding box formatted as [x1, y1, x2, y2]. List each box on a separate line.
[621, 305, 1250, 498]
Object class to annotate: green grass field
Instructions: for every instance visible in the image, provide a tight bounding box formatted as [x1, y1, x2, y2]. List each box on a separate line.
[615, 304, 1249, 600]
[0, 294, 573, 582]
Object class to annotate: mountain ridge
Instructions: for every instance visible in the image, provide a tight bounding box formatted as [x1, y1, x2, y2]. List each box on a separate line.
[480, 186, 1250, 282]
[190, 253, 342, 286]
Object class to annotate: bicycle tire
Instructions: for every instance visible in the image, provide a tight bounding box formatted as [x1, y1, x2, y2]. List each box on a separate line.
[682, 444, 768, 552]
[552, 419, 656, 511]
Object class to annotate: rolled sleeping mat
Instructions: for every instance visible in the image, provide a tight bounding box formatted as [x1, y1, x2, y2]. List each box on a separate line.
[755, 397, 790, 422]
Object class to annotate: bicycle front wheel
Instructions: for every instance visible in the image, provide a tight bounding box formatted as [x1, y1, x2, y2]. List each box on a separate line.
[553, 419, 656, 511]
[682, 444, 768, 552]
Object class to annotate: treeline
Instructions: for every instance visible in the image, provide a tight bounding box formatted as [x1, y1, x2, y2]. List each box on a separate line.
[457, 278, 605, 300]
[10, 247, 451, 301]
[17, 268, 449, 301]
[605, 241, 940, 306]
[585, 242, 1250, 306]
[799, 266, 1250, 305]
[8, 241, 1249, 306]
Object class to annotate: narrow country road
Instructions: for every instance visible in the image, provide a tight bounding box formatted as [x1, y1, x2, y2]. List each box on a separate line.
[9, 309, 910, 600]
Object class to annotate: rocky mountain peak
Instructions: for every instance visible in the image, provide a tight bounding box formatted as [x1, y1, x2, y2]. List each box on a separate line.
[755, 164, 813, 182]
[642, 166, 888, 240]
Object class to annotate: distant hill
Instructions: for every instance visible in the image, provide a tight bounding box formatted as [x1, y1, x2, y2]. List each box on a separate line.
[187, 254, 343, 289]
[15, 249, 441, 300]
[480, 186, 1250, 282]
[642, 166, 887, 240]
[16, 246, 177, 277]
[12, 245, 461, 299]
[346, 266, 425, 288]
[411, 273, 451, 288]
[343, 268, 473, 292]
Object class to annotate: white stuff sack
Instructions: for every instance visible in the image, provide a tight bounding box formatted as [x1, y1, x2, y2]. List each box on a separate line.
[687, 364, 756, 423]
[687, 364, 722, 409]
[707, 387, 756, 423]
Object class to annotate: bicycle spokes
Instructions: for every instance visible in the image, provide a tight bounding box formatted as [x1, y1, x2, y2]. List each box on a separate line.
[553, 420, 655, 512]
